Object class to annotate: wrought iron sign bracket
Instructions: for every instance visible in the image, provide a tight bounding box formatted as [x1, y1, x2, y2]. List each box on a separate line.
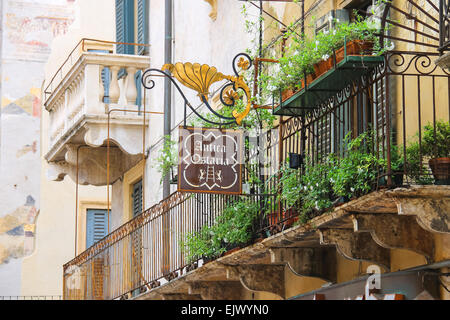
[141, 53, 254, 128]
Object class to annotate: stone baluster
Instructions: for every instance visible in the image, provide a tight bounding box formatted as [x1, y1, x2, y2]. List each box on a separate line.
[109, 66, 120, 104]
[78, 72, 85, 115]
[64, 87, 70, 130]
[125, 67, 137, 106]
[75, 74, 81, 115]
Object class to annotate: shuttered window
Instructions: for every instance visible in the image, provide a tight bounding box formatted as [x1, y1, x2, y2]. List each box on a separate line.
[86, 209, 109, 248]
[115, 0, 134, 54]
[116, 0, 148, 55]
[115, 0, 148, 102]
[132, 179, 143, 218]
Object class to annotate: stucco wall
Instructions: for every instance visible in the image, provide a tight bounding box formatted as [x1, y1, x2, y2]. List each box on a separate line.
[0, 0, 76, 296]
[19, 0, 113, 296]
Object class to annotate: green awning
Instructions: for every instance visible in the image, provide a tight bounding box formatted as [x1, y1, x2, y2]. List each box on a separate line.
[273, 55, 384, 117]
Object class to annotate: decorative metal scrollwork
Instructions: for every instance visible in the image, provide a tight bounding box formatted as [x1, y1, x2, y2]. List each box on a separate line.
[141, 53, 253, 126]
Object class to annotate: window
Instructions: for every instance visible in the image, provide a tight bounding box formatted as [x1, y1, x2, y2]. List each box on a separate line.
[115, 0, 149, 55]
[115, 0, 148, 107]
[86, 209, 110, 248]
[131, 179, 143, 218]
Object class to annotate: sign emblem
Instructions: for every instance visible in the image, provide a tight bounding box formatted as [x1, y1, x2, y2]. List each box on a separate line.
[178, 127, 243, 194]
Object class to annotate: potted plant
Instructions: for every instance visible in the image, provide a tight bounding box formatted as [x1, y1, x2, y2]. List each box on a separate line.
[421, 121, 450, 185]
[265, 163, 302, 229]
[389, 143, 405, 187]
[270, 14, 387, 100]
[328, 132, 385, 200]
[377, 142, 405, 187]
[180, 198, 259, 264]
[405, 141, 434, 185]
[298, 157, 334, 215]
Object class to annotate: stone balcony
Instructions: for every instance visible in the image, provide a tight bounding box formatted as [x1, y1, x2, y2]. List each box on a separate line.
[44, 50, 150, 186]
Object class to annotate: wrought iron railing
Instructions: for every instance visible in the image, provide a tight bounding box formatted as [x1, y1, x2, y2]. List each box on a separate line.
[43, 38, 149, 105]
[440, 0, 450, 54]
[266, 51, 449, 186]
[62, 0, 450, 301]
[62, 50, 449, 300]
[63, 192, 281, 300]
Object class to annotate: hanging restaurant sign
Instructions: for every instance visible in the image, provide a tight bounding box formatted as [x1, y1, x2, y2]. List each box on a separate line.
[178, 126, 243, 194]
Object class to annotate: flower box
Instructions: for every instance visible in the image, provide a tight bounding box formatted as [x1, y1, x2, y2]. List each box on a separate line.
[335, 40, 374, 63]
[279, 40, 376, 105]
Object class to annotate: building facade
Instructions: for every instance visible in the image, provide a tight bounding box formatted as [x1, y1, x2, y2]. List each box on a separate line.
[3, 0, 448, 300]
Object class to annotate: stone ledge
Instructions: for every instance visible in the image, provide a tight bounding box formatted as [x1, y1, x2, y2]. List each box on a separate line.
[133, 185, 450, 300]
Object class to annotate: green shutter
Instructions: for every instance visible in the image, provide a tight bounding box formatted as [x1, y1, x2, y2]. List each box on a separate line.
[124, 0, 135, 54]
[102, 68, 110, 103]
[115, 0, 125, 54]
[86, 209, 109, 248]
[137, 0, 149, 55]
[132, 179, 143, 217]
[135, 70, 142, 109]
[116, 0, 135, 78]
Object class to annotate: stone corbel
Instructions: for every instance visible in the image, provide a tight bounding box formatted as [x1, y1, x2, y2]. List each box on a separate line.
[319, 228, 390, 271]
[351, 213, 434, 262]
[47, 144, 142, 186]
[225, 264, 286, 299]
[188, 281, 243, 300]
[269, 247, 337, 283]
[391, 194, 450, 234]
[83, 118, 148, 156]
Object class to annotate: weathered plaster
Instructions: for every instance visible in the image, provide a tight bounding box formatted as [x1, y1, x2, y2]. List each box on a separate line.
[0, 196, 39, 264]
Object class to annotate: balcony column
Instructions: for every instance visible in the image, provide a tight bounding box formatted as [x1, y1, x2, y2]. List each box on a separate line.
[109, 66, 121, 104]
[84, 63, 102, 114]
[125, 67, 137, 106]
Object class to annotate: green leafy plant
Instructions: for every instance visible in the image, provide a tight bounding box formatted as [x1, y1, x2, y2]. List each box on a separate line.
[266, 155, 333, 225]
[299, 157, 334, 213]
[267, 14, 388, 95]
[421, 121, 450, 159]
[390, 143, 405, 172]
[180, 198, 259, 264]
[153, 135, 178, 184]
[328, 132, 385, 199]
[404, 120, 450, 184]
[405, 141, 433, 185]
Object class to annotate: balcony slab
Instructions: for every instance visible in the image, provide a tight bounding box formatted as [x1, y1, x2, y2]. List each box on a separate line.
[132, 185, 449, 300]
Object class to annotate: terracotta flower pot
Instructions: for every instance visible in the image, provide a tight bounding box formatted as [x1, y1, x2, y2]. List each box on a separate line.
[281, 88, 296, 101]
[428, 157, 450, 185]
[267, 209, 298, 228]
[313, 58, 333, 78]
[306, 73, 317, 86]
[335, 40, 374, 63]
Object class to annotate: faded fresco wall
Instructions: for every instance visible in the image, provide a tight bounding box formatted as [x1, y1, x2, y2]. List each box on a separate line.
[0, 0, 75, 296]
